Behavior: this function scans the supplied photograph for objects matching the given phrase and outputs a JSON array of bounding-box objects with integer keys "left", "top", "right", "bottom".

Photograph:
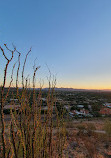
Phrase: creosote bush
[{"left": 0, "top": 44, "right": 67, "bottom": 158}]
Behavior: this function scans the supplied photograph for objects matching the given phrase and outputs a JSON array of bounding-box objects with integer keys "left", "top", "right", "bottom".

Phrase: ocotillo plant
[{"left": 0, "top": 44, "right": 67, "bottom": 158}]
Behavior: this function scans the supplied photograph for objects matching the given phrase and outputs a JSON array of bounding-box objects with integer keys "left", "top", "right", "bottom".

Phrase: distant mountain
[
  {"left": 3, "top": 87, "right": 111, "bottom": 92},
  {"left": 42, "top": 87, "right": 106, "bottom": 92}
]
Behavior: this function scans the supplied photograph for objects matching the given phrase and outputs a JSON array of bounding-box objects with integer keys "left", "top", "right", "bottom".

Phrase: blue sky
[{"left": 0, "top": 0, "right": 111, "bottom": 89}]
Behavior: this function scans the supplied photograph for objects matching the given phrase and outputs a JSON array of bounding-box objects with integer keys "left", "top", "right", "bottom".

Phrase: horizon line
[{"left": 2, "top": 86, "right": 111, "bottom": 91}]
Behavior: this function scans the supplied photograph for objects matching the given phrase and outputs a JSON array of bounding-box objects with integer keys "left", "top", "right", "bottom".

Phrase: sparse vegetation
[{"left": 0, "top": 44, "right": 66, "bottom": 158}]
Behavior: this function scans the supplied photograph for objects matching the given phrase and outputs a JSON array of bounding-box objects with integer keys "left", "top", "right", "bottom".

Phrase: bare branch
[
  {"left": 0, "top": 46, "right": 9, "bottom": 60},
  {"left": 22, "top": 47, "right": 32, "bottom": 88},
  {"left": 0, "top": 44, "right": 15, "bottom": 158},
  {"left": 4, "top": 61, "right": 17, "bottom": 103}
]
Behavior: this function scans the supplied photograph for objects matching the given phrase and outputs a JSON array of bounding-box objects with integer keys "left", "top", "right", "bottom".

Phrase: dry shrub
[
  {"left": 82, "top": 137, "right": 97, "bottom": 158},
  {"left": 104, "top": 119, "right": 111, "bottom": 138},
  {"left": 66, "top": 121, "right": 74, "bottom": 128},
  {"left": 76, "top": 123, "right": 98, "bottom": 157},
  {"left": 0, "top": 44, "right": 67, "bottom": 158},
  {"left": 76, "top": 124, "right": 86, "bottom": 131},
  {"left": 87, "top": 123, "right": 96, "bottom": 131}
]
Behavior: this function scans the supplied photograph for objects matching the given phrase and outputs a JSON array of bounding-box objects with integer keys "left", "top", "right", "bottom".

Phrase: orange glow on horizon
[
  {"left": 4, "top": 85, "right": 111, "bottom": 91},
  {"left": 3, "top": 79, "right": 111, "bottom": 91}
]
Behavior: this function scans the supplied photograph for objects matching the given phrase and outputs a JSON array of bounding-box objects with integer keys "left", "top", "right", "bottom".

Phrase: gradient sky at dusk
[{"left": 0, "top": 0, "right": 111, "bottom": 89}]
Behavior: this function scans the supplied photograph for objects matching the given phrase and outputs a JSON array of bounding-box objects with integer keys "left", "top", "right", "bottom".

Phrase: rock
[{"left": 70, "top": 141, "right": 78, "bottom": 149}]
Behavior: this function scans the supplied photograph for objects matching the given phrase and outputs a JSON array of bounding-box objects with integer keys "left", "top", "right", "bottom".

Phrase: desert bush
[
  {"left": 0, "top": 44, "right": 67, "bottom": 158},
  {"left": 77, "top": 124, "right": 97, "bottom": 157},
  {"left": 104, "top": 119, "right": 111, "bottom": 138},
  {"left": 87, "top": 123, "right": 96, "bottom": 131},
  {"left": 76, "top": 124, "right": 86, "bottom": 131},
  {"left": 76, "top": 124, "right": 87, "bottom": 136},
  {"left": 65, "top": 121, "right": 74, "bottom": 128},
  {"left": 77, "top": 123, "right": 96, "bottom": 138},
  {"left": 82, "top": 137, "right": 97, "bottom": 158},
  {"left": 85, "top": 123, "right": 96, "bottom": 137}
]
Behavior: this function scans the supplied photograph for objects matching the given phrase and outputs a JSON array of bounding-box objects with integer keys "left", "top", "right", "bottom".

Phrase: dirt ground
[
  {"left": 63, "top": 118, "right": 111, "bottom": 158},
  {"left": 0, "top": 115, "right": 111, "bottom": 158}
]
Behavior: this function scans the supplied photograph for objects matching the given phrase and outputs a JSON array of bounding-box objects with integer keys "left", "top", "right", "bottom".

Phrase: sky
[{"left": 0, "top": 0, "right": 111, "bottom": 89}]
